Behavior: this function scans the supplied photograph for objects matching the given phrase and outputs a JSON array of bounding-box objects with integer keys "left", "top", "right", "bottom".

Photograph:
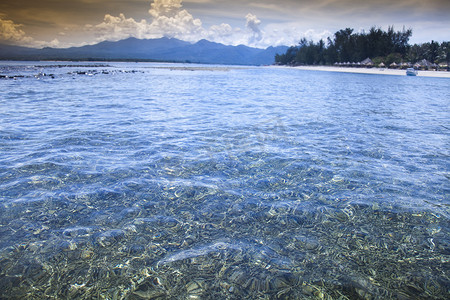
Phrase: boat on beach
[{"left": 406, "top": 68, "right": 418, "bottom": 76}]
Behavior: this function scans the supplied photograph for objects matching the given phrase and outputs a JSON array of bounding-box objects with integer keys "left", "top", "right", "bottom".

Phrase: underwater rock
[
  {"left": 95, "top": 229, "right": 125, "bottom": 247},
  {"left": 185, "top": 280, "right": 206, "bottom": 299},
  {"left": 63, "top": 226, "right": 94, "bottom": 238},
  {"left": 132, "top": 277, "right": 167, "bottom": 299}
]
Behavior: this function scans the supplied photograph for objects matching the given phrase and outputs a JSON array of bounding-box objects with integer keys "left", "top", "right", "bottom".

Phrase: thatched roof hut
[
  {"left": 416, "top": 59, "right": 438, "bottom": 70},
  {"left": 360, "top": 58, "right": 374, "bottom": 67},
  {"left": 419, "top": 59, "right": 432, "bottom": 67},
  {"left": 400, "top": 62, "right": 411, "bottom": 69},
  {"left": 389, "top": 62, "right": 399, "bottom": 69}
]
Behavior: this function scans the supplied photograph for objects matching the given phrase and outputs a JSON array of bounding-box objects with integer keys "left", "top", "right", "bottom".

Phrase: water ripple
[{"left": 0, "top": 62, "right": 449, "bottom": 299}]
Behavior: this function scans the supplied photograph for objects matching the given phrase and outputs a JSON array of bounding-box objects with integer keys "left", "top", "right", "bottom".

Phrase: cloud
[
  {"left": 302, "top": 29, "right": 332, "bottom": 42},
  {"left": 2, "top": 0, "right": 450, "bottom": 48},
  {"left": 85, "top": 13, "right": 151, "bottom": 41},
  {"left": 245, "top": 13, "right": 262, "bottom": 43},
  {"left": 0, "top": 16, "right": 60, "bottom": 48},
  {"left": 149, "top": 0, "right": 183, "bottom": 18},
  {"left": 86, "top": 0, "right": 205, "bottom": 43},
  {"left": 1, "top": 1, "right": 333, "bottom": 49},
  {"left": 0, "top": 17, "right": 33, "bottom": 44},
  {"left": 0, "top": 0, "right": 340, "bottom": 49},
  {"left": 147, "top": 0, "right": 204, "bottom": 40},
  {"left": 85, "top": 0, "right": 282, "bottom": 48},
  {"left": 244, "top": 22, "right": 333, "bottom": 48},
  {"left": 245, "top": 13, "right": 261, "bottom": 34}
]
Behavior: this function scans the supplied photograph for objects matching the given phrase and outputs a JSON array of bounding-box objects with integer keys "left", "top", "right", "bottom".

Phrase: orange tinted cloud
[{"left": 0, "top": 0, "right": 448, "bottom": 47}]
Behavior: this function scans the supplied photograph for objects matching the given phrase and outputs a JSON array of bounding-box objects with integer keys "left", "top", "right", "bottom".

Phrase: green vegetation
[{"left": 275, "top": 26, "right": 450, "bottom": 70}]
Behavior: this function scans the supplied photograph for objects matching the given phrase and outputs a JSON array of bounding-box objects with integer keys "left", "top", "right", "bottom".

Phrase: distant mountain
[
  {"left": 0, "top": 38, "right": 288, "bottom": 65},
  {"left": 0, "top": 44, "right": 42, "bottom": 59}
]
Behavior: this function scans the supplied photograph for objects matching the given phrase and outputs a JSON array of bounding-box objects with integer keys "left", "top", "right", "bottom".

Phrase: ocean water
[{"left": 0, "top": 62, "right": 449, "bottom": 299}]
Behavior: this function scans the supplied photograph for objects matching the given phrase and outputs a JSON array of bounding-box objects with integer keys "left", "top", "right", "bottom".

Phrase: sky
[{"left": 0, "top": 0, "right": 449, "bottom": 49}]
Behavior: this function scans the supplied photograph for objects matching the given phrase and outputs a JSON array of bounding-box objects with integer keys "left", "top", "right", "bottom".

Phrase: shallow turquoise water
[{"left": 0, "top": 62, "right": 449, "bottom": 299}]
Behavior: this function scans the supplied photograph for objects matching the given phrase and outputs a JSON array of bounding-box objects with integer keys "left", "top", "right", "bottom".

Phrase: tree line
[{"left": 275, "top": 26, "right": 450, "bottom": 69}]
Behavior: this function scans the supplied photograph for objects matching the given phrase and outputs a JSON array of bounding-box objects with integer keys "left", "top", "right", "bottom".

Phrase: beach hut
[
  {"left": 417, "top": 59, "right": 434, "bottom": 70},
  {"left": 389, "top": 62, "right": 399, "bottom": 69},
  {"left": 378, "top": 62, "right": 386, "bottom": 68},
  {"left": 400, "top": 62, "right": 411, "bottom": 69},
  {"left": 360, "top": 58, "right": 374, "bottom": 68}
]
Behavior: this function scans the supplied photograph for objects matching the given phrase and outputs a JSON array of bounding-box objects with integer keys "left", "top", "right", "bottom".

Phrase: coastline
[{"left": 274, "top": 65, "right": 450, "bottom": 78}]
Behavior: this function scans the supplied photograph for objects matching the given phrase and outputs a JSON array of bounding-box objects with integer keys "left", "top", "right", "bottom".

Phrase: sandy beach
[{"left": 276, "top": 65, "right": 450, "bottom": 78}]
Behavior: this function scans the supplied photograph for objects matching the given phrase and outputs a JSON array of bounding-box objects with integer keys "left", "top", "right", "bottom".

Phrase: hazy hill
[{"left": 0, "top": 38, "right": 288, "bottom": 65}]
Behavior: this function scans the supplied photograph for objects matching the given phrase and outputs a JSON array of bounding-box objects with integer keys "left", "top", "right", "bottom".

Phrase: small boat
[{"left": 406, "top": 68, "right": 418, "bottom": 76}]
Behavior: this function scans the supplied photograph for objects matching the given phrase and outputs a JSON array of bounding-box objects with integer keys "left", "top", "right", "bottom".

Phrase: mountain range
[{"left": 0, "top": 37, "right": 288, "bottom": 65}]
